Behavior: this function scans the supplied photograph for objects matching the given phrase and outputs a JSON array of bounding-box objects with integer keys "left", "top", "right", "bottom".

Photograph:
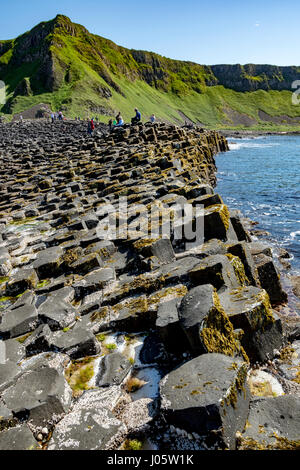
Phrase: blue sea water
[{"left": 216, "top": 135, "right": 300, "bottom": 274}]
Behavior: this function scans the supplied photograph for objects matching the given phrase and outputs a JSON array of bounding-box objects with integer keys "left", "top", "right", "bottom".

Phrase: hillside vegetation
[{"left": 1, "top": 14, "right": 300, "bottom": 129}]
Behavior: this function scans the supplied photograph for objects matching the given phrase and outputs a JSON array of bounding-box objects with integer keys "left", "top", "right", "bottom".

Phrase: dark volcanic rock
[
  {"left": 178, "top": 285, "right": 241, "bottom": 357},
  {"left": 38, "top": 297, "right": 77, "bottom": 331},
  {"left": 0, "top": 402, "right": 16, "bottom": 432},
  {"left": 188, "top": 254, "right": 241, "bottom": 290},
  {"left": 0, "top": 424, "right": 39, "bottom": 450},
  {"left": 0, "top": 360, "right": 21, "bottom": 393},
  {"left": 6, "top": 268, "right": 38, "bottom": 296},
  {"left": 229, "top": 210, "right": 251, "bottom": 242},
  {"left": 227, "top": 242, "right": 259, "bottom": 286},
  {"left": 0, "top": 304, "right": 39, "bottom": 338},
  {"left": 2, "top": 362, "right": 72, "bottom": 432},
  {"left": 33, "top": 247, "right": 63, "bottom": 280},
  {"left": 218, "top": 286, "right": 283, "bottom": 362},
  {"left": 156, "top": 298, "right": 188, "bottom": 352},
  {"left": 96, "top": 352, "right": 132, "bottom": 387},
  {"left": 239, "top": 396, "right": 300, "bottom": 449},
  {"left": 51, "top": 325, "right": 100, "bottom": 359},
  {"left": 48, "top": 406, "right": 126, "bottom": 450},
  {"left": 160, "top": 353, "right": 250, "bottom": 449},
  {"left": 243, "top": 313, "right": 283, "bottom": 363},
  {"left": 23, "top": 324, "right": 54, "bottom": 356},
  {"left": 253, "top": 254, "right": 287, "bottom": 305},
  {"left": 0, "top": 119, "right": 294, "bottom": 452}
]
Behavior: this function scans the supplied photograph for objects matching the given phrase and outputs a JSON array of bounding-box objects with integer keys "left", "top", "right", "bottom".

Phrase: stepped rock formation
[{"left": 0, "top": 121, "right": 299, "bottom": 450}]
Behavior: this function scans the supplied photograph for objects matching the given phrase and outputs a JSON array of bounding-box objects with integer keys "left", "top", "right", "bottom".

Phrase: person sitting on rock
[
  {"left": 114, "top": 113, "right": 124, "bottom": 127},
  {"left": 149, "top": 114, "right": 156, "bottom": 123},
  {"left": 131, "top": 108, "right": 141, "bottom": 125}
]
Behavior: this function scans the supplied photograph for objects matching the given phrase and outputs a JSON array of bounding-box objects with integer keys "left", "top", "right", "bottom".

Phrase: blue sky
[{"left": 0, "top": 0, "right": 299, "bottom": 65}]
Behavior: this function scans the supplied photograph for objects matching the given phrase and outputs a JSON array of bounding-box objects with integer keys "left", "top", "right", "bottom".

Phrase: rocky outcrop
[
  {"left": 211, "top": 64, "right": 300, "bottom": 92},
  {"left": 0, "top": 120, "right": 295, "bottom": 451}
]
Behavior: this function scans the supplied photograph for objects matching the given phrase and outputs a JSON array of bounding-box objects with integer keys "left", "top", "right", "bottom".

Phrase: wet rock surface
[{"left": 0, "top": 120, "right": 296, "bottom": 450}]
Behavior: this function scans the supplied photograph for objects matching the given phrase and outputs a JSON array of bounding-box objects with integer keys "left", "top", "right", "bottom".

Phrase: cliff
[
  {"left": 1, "top": 15, "right": 300, "bottom": 129},
  {"left": 211, "top": 64, "right": 300, "bottom": 92}
]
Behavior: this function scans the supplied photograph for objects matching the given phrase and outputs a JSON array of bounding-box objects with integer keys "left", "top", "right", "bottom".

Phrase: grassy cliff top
[{"left": 1, "top": 14, "right": 300, "bottom": 130}]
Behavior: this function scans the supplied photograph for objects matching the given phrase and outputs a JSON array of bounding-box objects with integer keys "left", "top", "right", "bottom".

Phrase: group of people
[
  {"left": 107, "top": 108, "right": 156, "bottom": 131},
  {"left": 51, "top": 111, "right": 64, "bottom": 123},
  {"left": 49, "top": 107, "right": 157, "bottom": 136}
]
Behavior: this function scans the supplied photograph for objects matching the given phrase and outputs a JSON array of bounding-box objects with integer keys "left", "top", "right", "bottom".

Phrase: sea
[{"left": 216, "top": 135, "right": 300, "bottom": 279}]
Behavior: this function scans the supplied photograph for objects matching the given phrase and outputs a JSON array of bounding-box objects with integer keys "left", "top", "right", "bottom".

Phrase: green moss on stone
[{"left": 200, "top": 291, "right": 249, "bottom": 362}]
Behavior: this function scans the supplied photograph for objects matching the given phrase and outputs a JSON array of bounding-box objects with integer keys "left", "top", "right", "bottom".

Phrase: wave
[
  {"left": 290, "top": 230, "right": 300, "bottom": 239},
  {"left": 228, "top": 141, "right": 281, "bottom": 151}
]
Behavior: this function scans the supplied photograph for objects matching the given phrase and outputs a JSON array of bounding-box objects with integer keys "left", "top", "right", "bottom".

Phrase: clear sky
[{"left": 0, "top": 0, "right": 299, "bottom": 66}]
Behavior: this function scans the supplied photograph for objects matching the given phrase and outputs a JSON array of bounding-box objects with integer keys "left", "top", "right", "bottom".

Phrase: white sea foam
[
  {"left": 290, "top": 230, "right": 300, "bottom": 239},
  {"left": 228, "top": 140, "right": 280, "bottom": 151}
]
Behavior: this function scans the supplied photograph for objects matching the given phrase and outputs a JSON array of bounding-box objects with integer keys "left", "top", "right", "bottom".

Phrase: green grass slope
[{"left": 1, "top": 14, "right": 300, "bottom": 130}]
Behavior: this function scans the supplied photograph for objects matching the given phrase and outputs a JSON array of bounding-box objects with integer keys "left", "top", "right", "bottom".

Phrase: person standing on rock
[
  {"left": 87, "top": 118, "right": 95, "bottom": 136},
  {"left": 150, "top": 114, "right": 156, "bottom": 123},
  {"left": 131, "top": 108, "right": 141, "bottom": 125},
  {"left": 51, "top": 113, "right": 55, "bottom": 124}
]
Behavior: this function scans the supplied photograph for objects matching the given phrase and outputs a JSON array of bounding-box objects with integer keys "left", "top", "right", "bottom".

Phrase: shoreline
[
  {"left": 219, "top": 129, "right": 300, "bottom": 138},
  {"left": 240, "top": 215, "right": 300, "bottom": 316},
  {"left": 0, "top": 121, "right": 299, "bottom": 450},
  {"left": 214, "top": 135, "right": 300, "bottom": 316}
]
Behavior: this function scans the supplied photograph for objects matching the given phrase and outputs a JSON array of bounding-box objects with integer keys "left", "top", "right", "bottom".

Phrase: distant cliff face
[
  {"left": 1, "top": 15, "right": 300, "bottom": 128},
  {"left": 211, "top": 64, "right": 300, "bottom": 92}
]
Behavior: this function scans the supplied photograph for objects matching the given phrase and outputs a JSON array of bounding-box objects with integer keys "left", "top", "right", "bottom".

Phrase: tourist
[
  {"left": 131, "top": 108, "right": 141, "bottom": 125},
  {"left": 115, "top": 112, "right": 124, "bottom": 127},
  {"left": 150, "top": 114, "right": 156, "bottom": 123},
  {"left": 87, "top": 118, "right": 95, "bottom": 136},
  {"left": 115, "top": 116, "right": 124, "bottom": 127},
  {"left": 51, "top": 113, "right": 55, "bottom": 124}
]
